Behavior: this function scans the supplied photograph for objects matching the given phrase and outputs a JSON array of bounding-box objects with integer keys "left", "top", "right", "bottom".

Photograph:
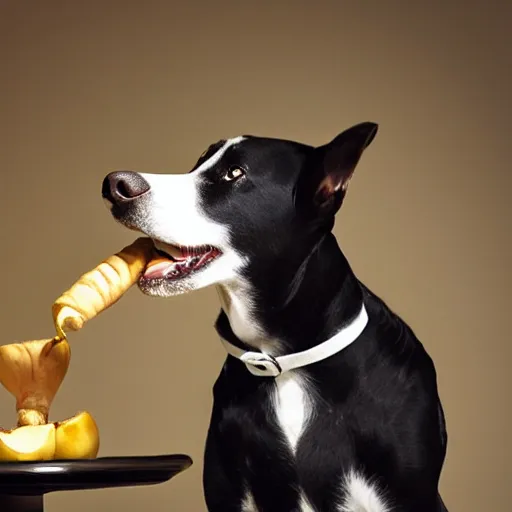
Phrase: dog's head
[{"left": 102, "top": 122, "right": 377, "bottom": 298}]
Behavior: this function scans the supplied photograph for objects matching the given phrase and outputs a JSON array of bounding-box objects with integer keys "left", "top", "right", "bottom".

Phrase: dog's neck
[{"left": 215, "top": 233, "right": 363, "bottom": 356}]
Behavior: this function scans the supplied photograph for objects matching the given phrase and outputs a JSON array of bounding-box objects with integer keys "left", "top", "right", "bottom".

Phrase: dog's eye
[{"left": 223, "top": 167, "right": 245, "bottom": 182}]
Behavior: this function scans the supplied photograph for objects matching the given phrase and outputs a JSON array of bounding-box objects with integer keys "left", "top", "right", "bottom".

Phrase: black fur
[{"left": 102, "top": 123, "right": 449, "bottom": 512}]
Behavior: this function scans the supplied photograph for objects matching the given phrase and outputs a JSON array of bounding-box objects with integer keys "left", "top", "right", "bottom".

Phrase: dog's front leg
[{"left": 203, "top": 426, "right": 245, "bottom": 512}]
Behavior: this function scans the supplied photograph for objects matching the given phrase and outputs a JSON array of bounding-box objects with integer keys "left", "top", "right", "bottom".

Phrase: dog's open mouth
[{"left": 142, "top": 240, "right": 222, "bottom": 281}]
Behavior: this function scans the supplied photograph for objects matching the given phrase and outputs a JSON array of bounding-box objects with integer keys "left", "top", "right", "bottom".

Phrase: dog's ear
[{"left": 296, "top": 122, "right": 378, "bottom": 218}]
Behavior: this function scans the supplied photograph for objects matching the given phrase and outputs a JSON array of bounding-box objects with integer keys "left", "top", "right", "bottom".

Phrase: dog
[{"left": 101, "top": 122, "right": 449, "bottom": 512}]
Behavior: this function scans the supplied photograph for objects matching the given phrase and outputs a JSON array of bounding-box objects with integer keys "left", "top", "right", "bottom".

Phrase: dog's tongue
[{"left": 143, "top": 258, "right": 175, "bottom": 279}]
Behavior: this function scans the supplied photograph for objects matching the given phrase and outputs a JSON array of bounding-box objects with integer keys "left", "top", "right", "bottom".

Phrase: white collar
[{"left": 219, "top": 303, "right": 369, "bottom": 377}]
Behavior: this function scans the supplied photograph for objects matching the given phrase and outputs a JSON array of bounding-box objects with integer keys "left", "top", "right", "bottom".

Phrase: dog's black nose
[{"left": 102, "top": 171, "right": 151, "bottom": 204}]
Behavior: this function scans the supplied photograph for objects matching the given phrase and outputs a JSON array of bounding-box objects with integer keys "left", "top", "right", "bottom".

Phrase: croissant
[{"left": 52, "top": 237, "right": 154, "bottom": 339}]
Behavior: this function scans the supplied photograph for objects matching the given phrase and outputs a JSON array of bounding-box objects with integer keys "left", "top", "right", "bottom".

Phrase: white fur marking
[
  {"left": 298, "top": 493, "right": 316, "bottom": 512},
  {"left": 217, "top": 280, "right": 266, "bottom": 346},
  {"left": 241, "top": 489, "right": 258, "bottom": 512},
  {"left": 238, "top": 374, "right": 314, "bottom": 512},
  {"left": 138, "top": 173, "right": 223, "bottom": 248},
  {"left": 338, "top": 470, "right": 389, "bottom": 512},
  {"left": 273, "top": 372, "right": 311, "bottom": 453}
]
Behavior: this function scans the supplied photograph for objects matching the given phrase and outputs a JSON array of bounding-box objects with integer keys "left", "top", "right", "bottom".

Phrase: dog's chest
[
  {"left": 271, "top": 372, "right": 311, "bottom": 453},
  {"left": 241, "top": 373, "right": 315, "bottom": 512}
]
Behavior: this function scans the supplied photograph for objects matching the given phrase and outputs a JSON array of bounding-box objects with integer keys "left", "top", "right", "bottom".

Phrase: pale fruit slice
[
  {"left": 54, "top": 411, "right": 100, "bottom": 459},
  {"left": 0, "top": 412, "right": 100, "bottom": 461},
  {"left": 0, "top": 423, "right": 56, "bottom": 461},
  {"left": 0, "top": 338, "right": 71, "bottom": 426}
]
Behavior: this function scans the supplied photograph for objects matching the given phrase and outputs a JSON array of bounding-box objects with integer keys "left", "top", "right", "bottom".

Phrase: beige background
[{"left": 1, "top": 1, "right": 510, "bottom": 511}]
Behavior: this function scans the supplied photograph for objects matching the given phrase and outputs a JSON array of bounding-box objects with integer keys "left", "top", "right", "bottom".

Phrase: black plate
[{"left": 0, "top": 454, "right": 193, "bottom": 496}]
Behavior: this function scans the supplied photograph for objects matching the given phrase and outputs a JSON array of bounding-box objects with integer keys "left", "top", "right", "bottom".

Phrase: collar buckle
[{"left": 240, "top": 351, "right": 283, "bottom": 377}]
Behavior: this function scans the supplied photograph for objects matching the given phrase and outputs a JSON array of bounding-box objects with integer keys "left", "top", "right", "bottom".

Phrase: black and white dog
[{"left": 102, "top": 122, "right": 449, "bottom": 512}]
